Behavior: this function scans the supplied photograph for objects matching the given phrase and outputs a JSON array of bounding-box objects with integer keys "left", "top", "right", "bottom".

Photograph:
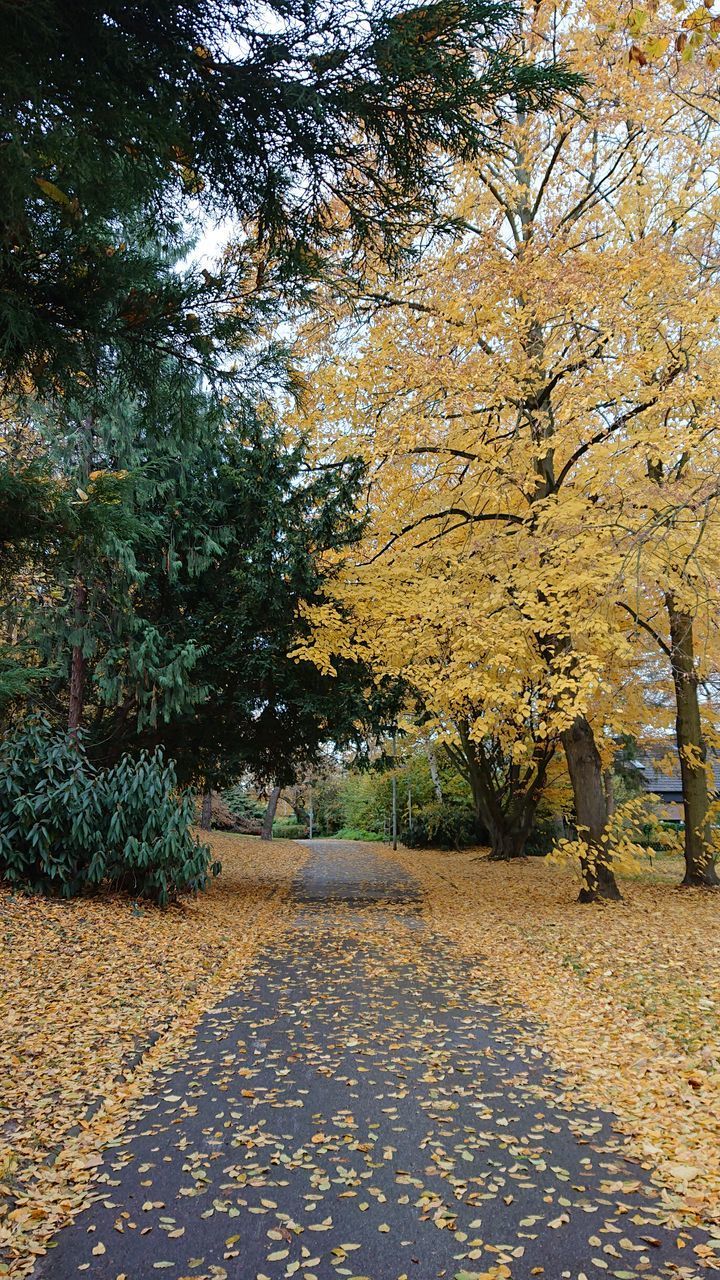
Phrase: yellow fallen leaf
[{"left": 667, "top": 1164, "right": 700, "bottom": 1182}]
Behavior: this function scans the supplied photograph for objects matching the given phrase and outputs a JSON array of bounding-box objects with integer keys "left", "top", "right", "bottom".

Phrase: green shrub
[
  {"left": 272, "top": 818, "right": 307, "bottom": 839},
  {"left": 0, "top": 718, "right": 214, "bottom": 904},
  {"left": 400, "top": 800, "right": 487, "bottom": 850},
  {"left": 0, "top": 718, "right": 105, "bottom": 895},
  {"left": 99, "top": 749, "right": 216, "bottom": 904},
  {"left": 333, "top": 826, "right": 383, "bottom": 841}
]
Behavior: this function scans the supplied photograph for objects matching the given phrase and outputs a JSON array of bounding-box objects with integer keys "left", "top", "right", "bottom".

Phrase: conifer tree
[
  {"left": 8, "top": 378, "right": 392, "bottom": 790},
  {"left": 0, "top": 0, "right": 577, "bottom": 392}
]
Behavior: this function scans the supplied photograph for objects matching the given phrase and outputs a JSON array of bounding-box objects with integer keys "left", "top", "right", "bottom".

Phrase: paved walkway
[{"left": 39, "top": 842, "right": 713, "bottom": 1280}]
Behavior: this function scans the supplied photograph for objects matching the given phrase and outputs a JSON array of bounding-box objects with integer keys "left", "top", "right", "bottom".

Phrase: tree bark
[
  {"left": 427, "top": 749, "right": 443, "bottom": 802},
  {"left": 666, "top": 595, "right": 719, "bottom": 887},
  {"left": 456, "top": 722, "right": 550, "bottom": 860},
  {"left": 68, "top": 579, "right": 87, "bottom": 739},
  {"left": 261, "top": 785, "right": 282, "bottom": 841},
  {"left": 561, "top": 715, "right": 621, "bottom": 901},
  {"left": 488, "top": 819, "right": 535, "bottom": 860},
  {"left": 483, "top": 781, "right": 542, "bottom": 859},
  {"left": 603, "top": 769, "right": 615, "bottom": 818},
  {"left": 199, "top": 790, "right": 213, "bottom": 831},
  {"left": 291, "top": 792, "right": 309, "bottom": 826}
]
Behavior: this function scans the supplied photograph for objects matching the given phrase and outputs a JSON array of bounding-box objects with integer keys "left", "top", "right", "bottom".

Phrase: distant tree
[{"left": 444, "top": 719, "right": 555, "bottom": 860}]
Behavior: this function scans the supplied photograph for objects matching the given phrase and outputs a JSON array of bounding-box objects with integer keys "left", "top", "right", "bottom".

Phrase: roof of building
[{"left": 637, "top": 744, "right": 720, "bottom": 796}]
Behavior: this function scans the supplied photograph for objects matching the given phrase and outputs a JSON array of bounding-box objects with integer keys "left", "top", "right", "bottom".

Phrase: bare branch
[{"left": 531, "top": 129, "right": 571, "bottom": 222}]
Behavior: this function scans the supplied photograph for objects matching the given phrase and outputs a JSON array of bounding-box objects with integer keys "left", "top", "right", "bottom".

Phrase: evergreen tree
[
  {"left": 0, "top": 0, "right": 577, "bottom": 391},
  {"left": 164, "top": 431, "right": 399, "bottom": 791},
  {"left": 11, "top": 379, "right": 392, "bottom": 786},
  {"left": 20, "top": 373, "right": 223, "bottom": 740}
]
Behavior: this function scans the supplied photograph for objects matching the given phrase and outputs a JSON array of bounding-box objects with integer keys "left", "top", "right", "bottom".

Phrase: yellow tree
[
  {"left": 293, "top": 0, "right": 720, "bottom": 897},
  {"left": 605, "top": 417, "right": 720, "bottom": 885}
]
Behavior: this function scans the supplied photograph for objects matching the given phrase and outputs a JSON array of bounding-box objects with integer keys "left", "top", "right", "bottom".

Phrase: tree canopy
[
  {"left": 290, "top": 0, "right": 720, "bottom": 894},
  {"left": 0, "top": 0, "right": 577, "bottom": 393}
]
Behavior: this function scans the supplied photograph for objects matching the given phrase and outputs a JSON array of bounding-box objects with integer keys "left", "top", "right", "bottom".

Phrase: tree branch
[
  {"left": 617, "top": 601, "right": 672, "bottom": 659},
  {"left": 531, "top": 129, "right": 570, "bottom": 221},
  {"left": 360, "top": 506, "right": 523, "bottom": 565}
]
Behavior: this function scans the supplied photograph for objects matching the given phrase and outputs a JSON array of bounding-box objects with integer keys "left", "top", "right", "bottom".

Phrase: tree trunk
[
  {"left": 486, "top": 788, "right": 547, "bottom": 859},
  {"left": 199, "top": 790, "right": 213, "bottom": 831},
  {"left": 291, "top": 795, "right": 309, "bottom": 826},
  {"left": 68, "top": 417, "right": 95, "bottom": 739},
  {"left": 561, "top": 715, "right": 621, "bottom": 901},
  {"left": 666, "top": 596, "right": 719, "bottom": 887},
  {"left": 68, "top": 579, "right": 87, "bottom": 739},
  {"left": 488, "top": 821, "right": 533, "bottom": 860},
  {"left": 261, "top": 785, "right": 282, "bottom": 841},
  {"left": 427, "top": 749, "right": 443, "bottom": 802},
  {"left": 603, "top": 769, "right": 615, "bottom": 818},
  {"left": 456, "top": 723, "right": 550, "bottom": 860}
]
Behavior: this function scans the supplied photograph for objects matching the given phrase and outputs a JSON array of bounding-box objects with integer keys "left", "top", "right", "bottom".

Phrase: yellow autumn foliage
[
  {"left": 0, "top": 835, "right": 306, "bottom": 1276},
  {"left": 291, "top": 0, "right": 720, "bottom": 876}
]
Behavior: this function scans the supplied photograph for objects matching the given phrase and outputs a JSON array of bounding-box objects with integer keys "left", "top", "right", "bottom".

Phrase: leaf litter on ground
[
  {"left": 0, "top": 834, "right": 306, "bottom": 1276},
  {"left": 390, "top": 845, "right": 720, "bottom": 1231}
]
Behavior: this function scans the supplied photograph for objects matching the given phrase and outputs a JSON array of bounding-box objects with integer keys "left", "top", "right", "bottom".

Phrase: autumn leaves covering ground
[
  {"left": 1, "top": 838, "right": 719, "bottom": 1280},
  {"left": 0, "top": 836, "right": 306, "bottom": 1275},
  {"left": 394, "top": 850, "right": 720, "bottom": 1228}
]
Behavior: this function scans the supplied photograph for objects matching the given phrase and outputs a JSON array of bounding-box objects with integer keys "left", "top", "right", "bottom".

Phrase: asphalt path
[{"left": 38, "top": 841, "right": 715, "bottom": 1280}]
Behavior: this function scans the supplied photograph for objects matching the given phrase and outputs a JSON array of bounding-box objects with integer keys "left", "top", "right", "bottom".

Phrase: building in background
[{"left": 637, "top": 744, "right": 720, "bottom": 823}]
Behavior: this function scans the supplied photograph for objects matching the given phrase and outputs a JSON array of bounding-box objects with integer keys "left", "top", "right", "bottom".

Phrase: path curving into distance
[{"left": 38, "top": 840, "right": 716, "bottom": 1280}]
